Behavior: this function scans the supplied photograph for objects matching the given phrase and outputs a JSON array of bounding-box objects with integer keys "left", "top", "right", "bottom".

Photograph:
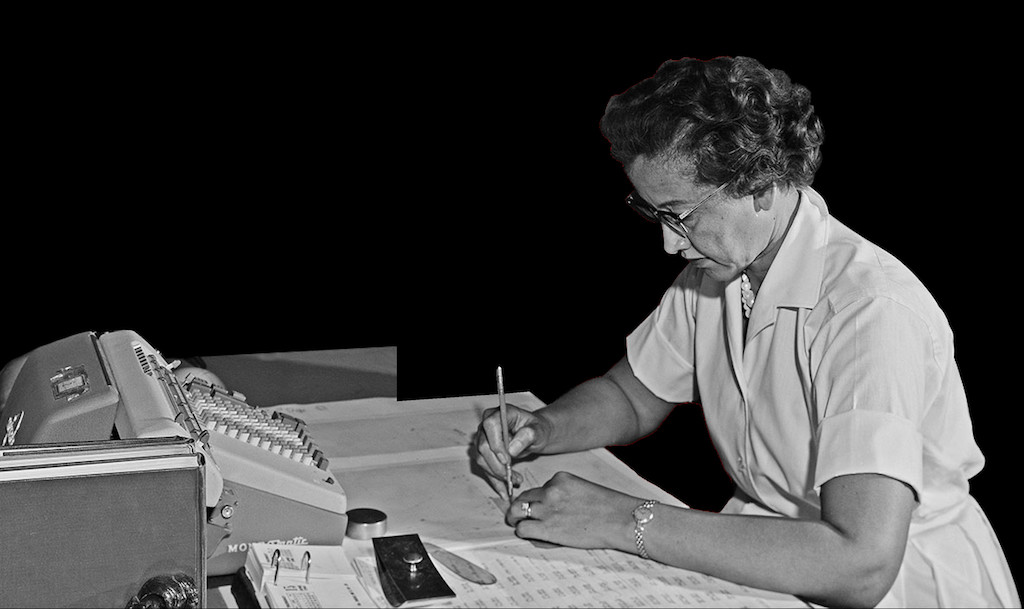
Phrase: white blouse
[{"left": 626, "top": 188, "right": 1019, "bottom": 607}]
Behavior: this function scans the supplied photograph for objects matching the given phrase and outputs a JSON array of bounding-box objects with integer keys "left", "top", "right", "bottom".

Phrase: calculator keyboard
[
  {"left": 185, "top": 378, "right": 329, "bottom": 471},
  {"left": 177, "top": 374, "right": 347, "bottom": 578}
]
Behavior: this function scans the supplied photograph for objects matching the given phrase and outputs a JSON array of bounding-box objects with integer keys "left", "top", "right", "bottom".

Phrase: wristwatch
[{"left": 632, "top": 499, "right": 657, "bottom": 559}]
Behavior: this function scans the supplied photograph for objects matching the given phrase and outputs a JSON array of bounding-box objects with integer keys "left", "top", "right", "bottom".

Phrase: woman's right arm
[{"left": 473, "top": 355, "right": 678, "bottom": 484}]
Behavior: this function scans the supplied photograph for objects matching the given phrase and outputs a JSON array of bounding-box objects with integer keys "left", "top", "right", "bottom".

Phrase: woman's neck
[{"left": 745, "top": 188, "right": 800, "bottom": 294}]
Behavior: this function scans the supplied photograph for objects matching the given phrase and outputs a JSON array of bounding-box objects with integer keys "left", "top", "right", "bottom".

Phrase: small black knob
[{"left": 403, "top": 552, "right": 424, "bottom": 573}]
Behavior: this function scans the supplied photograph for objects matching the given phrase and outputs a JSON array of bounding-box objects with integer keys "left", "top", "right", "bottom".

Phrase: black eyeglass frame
[{"left": 625, "top": 181, "right": 732, "bottom": 238}]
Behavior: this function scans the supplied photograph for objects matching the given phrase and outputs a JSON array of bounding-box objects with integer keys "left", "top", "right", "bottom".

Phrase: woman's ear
[{"left": 753, "top": 183, "right": 777, "bottom": 213}]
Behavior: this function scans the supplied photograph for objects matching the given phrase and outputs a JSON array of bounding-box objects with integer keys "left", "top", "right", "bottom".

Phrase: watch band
[{"left": 633, "top": 499, "right": 657, "bottom": 559}]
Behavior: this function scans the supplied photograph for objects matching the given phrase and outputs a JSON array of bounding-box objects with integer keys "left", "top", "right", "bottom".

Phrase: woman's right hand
[{"left": 472, "top": 403, "right": 550, "bottom": 495}]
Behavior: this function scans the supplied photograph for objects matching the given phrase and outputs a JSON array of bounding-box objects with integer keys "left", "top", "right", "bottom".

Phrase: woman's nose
[{"left": 662, "top": 224, "right": 689, "bottom": 255}]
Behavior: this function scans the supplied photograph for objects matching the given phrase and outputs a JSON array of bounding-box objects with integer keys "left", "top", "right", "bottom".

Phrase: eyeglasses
[{"left": 626, "top": 181, "right": 731, "bottom": 238}]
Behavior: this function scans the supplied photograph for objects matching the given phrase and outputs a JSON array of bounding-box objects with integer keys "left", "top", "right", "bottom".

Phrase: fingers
[
  {"left": 508, "top": 490, "right": 558, "bottom": 546},
  {"left": 506, "top": 488, "right": 545, "bottom": 526},
  {"left": 485, "top": 405, "right": 536, "bottom": 458},
  {"left": 473, "top": 405, "right": 536, "bottom": 480},
  {"left": 505, "top": 473, "right": 575, "bottom": 525},
  {"left": 473, "top": 410, "right": 511, "bottom": 485},
  {"left": 507, "top": 427, "right": 533, "bottom": 461}
]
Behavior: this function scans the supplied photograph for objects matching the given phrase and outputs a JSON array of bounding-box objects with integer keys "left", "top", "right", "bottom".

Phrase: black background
[{"left": 5, "top": 20, "right": 1018, "bottom": 586}]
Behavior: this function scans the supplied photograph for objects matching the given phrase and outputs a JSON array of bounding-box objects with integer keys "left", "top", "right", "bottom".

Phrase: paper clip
[
  {"left": 260, "top": 548, "right": 282, "bottom": 592},
  {"left": 271, "top": 548, "right": 282, "bottom": 584},
  {"left": 301, "top": 550, "right": 312, "bottom": 583}
]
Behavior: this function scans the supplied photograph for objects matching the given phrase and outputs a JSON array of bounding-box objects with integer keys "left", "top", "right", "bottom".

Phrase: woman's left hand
[{"left": 507, "top": 471, "right": 640, "bottom": 552}]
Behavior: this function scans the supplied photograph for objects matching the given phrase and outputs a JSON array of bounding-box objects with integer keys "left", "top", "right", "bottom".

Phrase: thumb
[{"left": 507, "top": 425, "right": 537, "bottom": 458}]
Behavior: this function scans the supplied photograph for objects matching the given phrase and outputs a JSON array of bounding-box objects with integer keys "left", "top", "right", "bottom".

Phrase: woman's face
[{"left": 627, "top": 155, "right": 767, "bottom": 284}]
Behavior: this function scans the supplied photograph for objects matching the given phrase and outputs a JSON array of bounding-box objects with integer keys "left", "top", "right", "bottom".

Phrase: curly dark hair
[{"left": 599, "top": 56, "right": 824, "bottom": 197}]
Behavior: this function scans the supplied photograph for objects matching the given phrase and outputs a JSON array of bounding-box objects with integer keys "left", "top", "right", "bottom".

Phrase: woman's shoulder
[{"left": 818, "top": 216, "right": 952, "bottom": 340}]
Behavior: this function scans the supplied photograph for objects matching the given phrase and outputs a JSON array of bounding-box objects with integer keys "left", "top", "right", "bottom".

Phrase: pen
[{"left": 497, "top": 366, "right": 514, "bottom": 499}]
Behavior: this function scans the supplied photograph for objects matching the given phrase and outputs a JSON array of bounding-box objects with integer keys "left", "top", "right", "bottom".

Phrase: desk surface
[{"left": 203, "top": 349, "right": 805, "bottom": 608}]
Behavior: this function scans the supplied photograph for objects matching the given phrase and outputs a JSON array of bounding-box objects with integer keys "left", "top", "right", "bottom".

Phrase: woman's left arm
[{"left": 511, "top": 471, "right": 915, "bottom": 608}]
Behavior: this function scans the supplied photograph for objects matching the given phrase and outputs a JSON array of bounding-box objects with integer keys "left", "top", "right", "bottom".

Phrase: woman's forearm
[
  {"left": 644, "top": 507, "right": 892, "bottom": 607},
  {"left": 534, "top": 375, "right": 642, "bottom": 454},
  {"left": 534, "top": 357, "right": 678, "bottom": 455},
  {"left": 637, "top": 473, "right": 915, "bottom": 608}
]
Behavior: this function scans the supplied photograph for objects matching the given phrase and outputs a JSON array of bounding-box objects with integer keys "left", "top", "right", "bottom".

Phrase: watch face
[{"left": 633, "top": 506, "right": 654, "bottom": 524}]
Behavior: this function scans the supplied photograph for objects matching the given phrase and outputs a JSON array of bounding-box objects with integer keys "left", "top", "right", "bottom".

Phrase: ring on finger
[{"left": 521, "top": 501, "right": 532, "bottom": 518}]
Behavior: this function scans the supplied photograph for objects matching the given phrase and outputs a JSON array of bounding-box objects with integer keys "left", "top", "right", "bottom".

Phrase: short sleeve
[
  {"left": 625, "top": 269, "right": 700, "bottom": 403},
  {"left": 811, "top": 295, "right": 934, "bottom": 496}
]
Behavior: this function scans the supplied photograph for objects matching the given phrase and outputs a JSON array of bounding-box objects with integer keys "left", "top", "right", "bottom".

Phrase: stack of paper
[{"left": 242, "top": 543, "right": 375, "bottom": 608}]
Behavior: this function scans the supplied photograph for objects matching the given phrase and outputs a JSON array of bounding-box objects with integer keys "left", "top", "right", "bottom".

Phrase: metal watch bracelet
[{"left": 633, "top": 499, "right": 657, "bottom": 559}]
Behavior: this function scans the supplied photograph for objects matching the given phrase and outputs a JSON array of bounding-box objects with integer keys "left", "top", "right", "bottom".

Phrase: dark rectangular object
[
  {"left": 0, "top": 438, "right": 206, "bottom": 608},
  {"left": 373, "top": 534, "right": 455, "bottom": 607}
]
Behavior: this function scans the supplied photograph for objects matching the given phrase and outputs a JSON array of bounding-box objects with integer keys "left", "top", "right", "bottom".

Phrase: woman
[{"left": 473, "top": 56, "right": 1018, "bottom": 607}]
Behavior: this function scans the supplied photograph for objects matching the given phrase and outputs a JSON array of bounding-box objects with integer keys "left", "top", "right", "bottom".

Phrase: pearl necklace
[{"left": 740, "top": 272, "right": 755, "bottom": 319}]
